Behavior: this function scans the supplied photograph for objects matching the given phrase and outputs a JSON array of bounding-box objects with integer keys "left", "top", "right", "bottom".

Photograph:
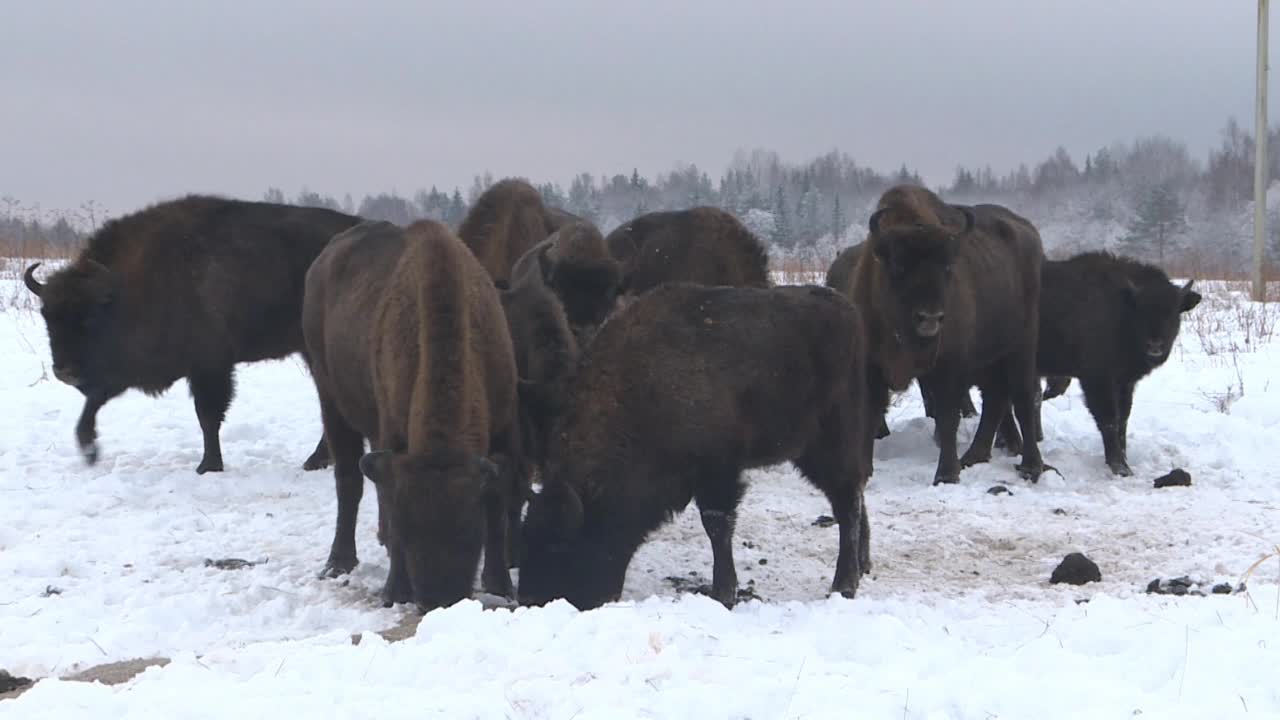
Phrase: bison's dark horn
[
  {"left": 472, "top": 455, "right": 500, "bottom": 486},
  {"left": 358, "top": 449, "right": 395, "bottom": 484},
  {"left": 957, "top": 207, "right": 976, "bottom": 235},
  {"left": 23, "top": 263, "right": 44, "bottom": 296},
  {"left": 868, "top": 208, "right": 888, "bottom": 237},
  {"left": 1181, "top": 278, "right": 1195, "bottom": 293}
]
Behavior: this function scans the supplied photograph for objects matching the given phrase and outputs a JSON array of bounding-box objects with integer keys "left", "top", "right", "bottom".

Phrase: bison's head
[
  {"left": 359, "top": 449, "right": 500, "bottom": 612},
  {"left": 542, "top": 225, "right": 623, "bottom": 336},
  {"left": 518, "top": 480, "right": 625, "bottom": 610},
  {"left": 867, "top": 208, "right": 974, "bottom": 344},
  {"left": 24, "top": 260, "right": 119, "bottom": 392},
  {"left": 1125, "top": 277, "right": 1201, "bottom": 366}
]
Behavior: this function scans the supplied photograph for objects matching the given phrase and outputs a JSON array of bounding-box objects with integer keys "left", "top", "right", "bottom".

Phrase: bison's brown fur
[
  {"left": 457, "top": 178, "right": 579, "bottom": 287},
  {"left": 510, "top": 220, "right": 621, "bottom": 346},
  {"left": 604, "top": 207, "right": 770, "bottom": 295},
  {"left": 22, "top": 195, "right": 362, "bottom": 474},
  {"left": 518, "top": 283, "right": 873, "bottom": 610},
  {"left": 850, "top": 185, "right": 1047, "bottom": 485},
  {"left": 302, "top": 219, "right": 521, "bottom": 609}
]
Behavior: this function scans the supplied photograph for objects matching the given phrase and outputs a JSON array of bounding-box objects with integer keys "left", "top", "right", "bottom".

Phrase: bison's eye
[{"left": 943, "top": 263, "right": 954, "bottom": 277}]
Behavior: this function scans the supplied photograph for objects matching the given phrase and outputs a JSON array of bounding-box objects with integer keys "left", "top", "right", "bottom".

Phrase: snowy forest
[{"left": 6, "top": 116, "right": 1280, "bottom": 277}]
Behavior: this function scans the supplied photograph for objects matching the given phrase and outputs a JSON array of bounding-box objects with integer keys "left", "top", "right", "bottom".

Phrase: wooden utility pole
[{"left": 1254, "top": 0, "right": 1270, "bottom": 302}]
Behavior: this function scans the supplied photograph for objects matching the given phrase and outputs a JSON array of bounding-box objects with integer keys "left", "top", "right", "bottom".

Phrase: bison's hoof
[
  {"left": 195, "top": 458, "right": 224, "bottom": 474},
  {"left": 959, "top": 449, "right": 991, "bottom": 468},
  {"left": 1107, "top": 460, "right": 1133, "bottom": 477},
  {"left": 79, "top": 441, "right": 99, "bottom": 466},
  {"left": 319, "top": 556, "right": 357, "bottom": 579},
  {"left": 302, "top": 455, "right": 331, "bottom": 472},
  {"left": 1016, "top": 463, "right": 1046, "bottom": 482},
  {"left": 832, "top": 581, "right": 860, "bottom": 599},
  {"left": 480, "top": 574, "right": 514, "bottom": 600},
  {"left": 932, "top": 473, "right": 960, "bottom": 486}
]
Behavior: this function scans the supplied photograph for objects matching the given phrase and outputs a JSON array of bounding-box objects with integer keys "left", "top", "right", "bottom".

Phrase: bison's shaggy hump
[
  {"left": 303, "top": 218, "right": 521, "bottom": 610},
  {"left": 604, "top": 207, "right": 771, "bottom": 295},
  {"left": 518, "top": 283, "right": 872, "bottom": 611},
  {"left": 851, "top": 184, "right": 1046, "bottom": 485},
  {"left": 22, "top": 193, "right": 362, "bottom": 474},
  {"left": 458, "top": 178, "right": 578, "bottom": 287}
]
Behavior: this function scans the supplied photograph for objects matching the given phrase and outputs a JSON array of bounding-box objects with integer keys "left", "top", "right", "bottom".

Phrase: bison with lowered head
[
  {"left": 990, "top": 251, "right": 1202, "bottom": 475},
  {"left": 23, "top": 195, "right": 362, "bottom": 474},
  {"left": 458, "top": 178, "right": 580, "bottom": 288},
  {"left": 509, "top": 220, "right": 622, "bottom": 346},
  {"left": 604, "top": 207, "right": 771, "bottom": 295},
  {"left": 849, "top": 184, "right": 1047, "bottom": 485},
  {"left": 518, "top": 283, "right": 873, "bottom": 610},
  {"left": 303, "top": 219, "right": 521, "bottom": 609}
]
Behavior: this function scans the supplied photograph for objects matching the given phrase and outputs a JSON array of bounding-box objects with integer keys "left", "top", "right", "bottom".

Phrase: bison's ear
[
  {"left": 868, "top": 208, "right": 888, "bottom": 237},
  {"left": 870, "top": 230, "right": 892, "bottom": 264},
  {"left": 1179, "top": 280, "right": 1202, "bottom": 313},
  {"left": 955, "top": 207, "right": 976, "bottom": 236},
  {"left": 23, "top": 263, "right": 44, "bottom": 297},
  {"left": 359, "top": 450, "right": 396, "bottom": 485}
]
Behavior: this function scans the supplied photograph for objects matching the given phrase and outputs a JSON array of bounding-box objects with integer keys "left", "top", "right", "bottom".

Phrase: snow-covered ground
[{"left": 1, "top": 269, "right": 1279, "bottom": 718}]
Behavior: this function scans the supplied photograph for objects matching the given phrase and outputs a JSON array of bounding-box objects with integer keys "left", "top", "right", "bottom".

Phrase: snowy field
[{"left": 2, "top": 266, "right": 1279, "bottom": 718}]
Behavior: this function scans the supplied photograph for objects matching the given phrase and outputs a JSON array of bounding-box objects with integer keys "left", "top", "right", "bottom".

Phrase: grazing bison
[
  {"left": 509, "top": 220, "right": 622, "bottom": 345},
  {"left": 518, "top": 283, "right": 873, "bottom": 610},
  {"left": 458, "top": 178, "right": 580, "bottom": 288},
  {"left": 302, "top": 219, "right": 521, "bottom": 608},
  {"left": 22, "top": 195, "right": 362, "bottom": 474},
  {"left": 604, "top": 207, "right": 770, "bottom": 295},
  {"left": 826, "top": 241, "right": 977, "bottom": 440},
  {"left": 989, "top": 252, "right": 1201, "bottom": 475},
  {"left": 850, "top": 185, "right": 1047, "bottom": 485}
]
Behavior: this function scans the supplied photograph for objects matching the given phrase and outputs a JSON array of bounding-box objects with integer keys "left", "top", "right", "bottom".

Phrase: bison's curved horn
[
  {"left": 868, "top": 208, "right": 888, "bottom": 237},
  {"left": 1181, "top": 278, "right": 1195, "bottom": 293},
  {"left": 358, "top": 449, "right": 395, "bottom": 484},
  {"left": 23, "top": 263, "right": 44, "bottom": 296},
  {"left": 956, "top": 207, "right": 976, "bottom": 235}
]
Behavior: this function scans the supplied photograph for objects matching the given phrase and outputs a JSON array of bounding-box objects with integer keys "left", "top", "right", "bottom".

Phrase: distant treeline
[{"left": 6, "top": 116, "right": 1280, "bottom": 276}]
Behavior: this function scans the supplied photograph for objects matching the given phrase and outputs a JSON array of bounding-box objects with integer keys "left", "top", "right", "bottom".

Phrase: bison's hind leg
[
  {"left": 188, "top": 368, "right": 235, "bottom": 474},
  {"left": 795, "top": 410, "right": 870, "bottom": 598},
  {"left": 318, "top": 398, "right": 366, "bottom": 578},
  {"left": 302, "top": 435, "right": 331, "bottom": 471},
  {"left": 692, "top": 464, "right": 747, "bottom": 608}
]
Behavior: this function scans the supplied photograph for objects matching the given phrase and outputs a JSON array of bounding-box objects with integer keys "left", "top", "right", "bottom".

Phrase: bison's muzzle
[{"left": 913, "top": 309, "right": 945, "bottom": 339}]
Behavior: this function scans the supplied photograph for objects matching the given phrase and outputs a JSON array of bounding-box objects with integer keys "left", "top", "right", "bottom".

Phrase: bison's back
[
  {"left": 458, "top": 179, "right": 556, "bottom": 286},
  {"left": 607, "top": 208, "right": 770, "bottom": 294},
  {"left": 303, "top": 220, "right": 407, "bottom": 437},
  {"left": 95, "top": 196, "right": 362, "bottom": 366},
  {"left": 373, "top": 221, "right": 517, "bottom": 456},
  {"left": 825, "top": 242, "right": 864, "bottom": 296},
  {"left": 556, "top": 284, "right": 860, "bottom": 473}
]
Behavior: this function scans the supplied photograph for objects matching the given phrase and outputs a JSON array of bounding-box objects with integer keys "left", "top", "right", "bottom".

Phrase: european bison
[
  {"left": 826, "top": 241, "right": 977, "bottom": 440},
  {"left": 990, "top": 252, "right": 1201, "bottom": 475},
  {"left": 604, "top": 207, "right": 771, "bottom": 295},
  {"left": 509, "top": 220, "right": 622, "bottom": 345},
  {"left": 302, "top": 219, "right": 521, "bottom": 608},
  {"left": 22, "top": 195, "right": 362, "bottom": 474},
  {"left": 458, "top": 178, "right": 580, "bottom": 288},
  {"left": 850, "top": 185, "right": 1047, "bottom": 485},
  {"left": 518, "top": 283, "right": 873, "bottom": 610}
]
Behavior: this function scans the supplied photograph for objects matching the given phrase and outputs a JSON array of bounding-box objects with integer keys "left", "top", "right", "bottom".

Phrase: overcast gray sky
[{"left": 2, "top": 0, "right": 1273, "bottom": 214}]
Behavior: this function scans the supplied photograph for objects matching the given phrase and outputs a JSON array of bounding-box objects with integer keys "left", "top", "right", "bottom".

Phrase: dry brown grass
[
  {"left": 770, "top": 254, "right": 833, "bottom": 286},
  {"left": 1, "top": 235, "right": 79, "bottom": 312}
]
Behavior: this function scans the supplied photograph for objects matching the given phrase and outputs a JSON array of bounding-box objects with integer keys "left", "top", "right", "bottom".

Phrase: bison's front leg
[
  {"left": 1079, "top": 375, "right": 1130, "bottom": 476},
  {"left": 1011, "top": 357, "right": 1049, "bottom": 482},
  {"left": 1117, "top": 380, "right": 1136, "bottom": 456},
  {"left": 74, "top": 391, "right": 113, "bottom": 465},
  {"left": 960, "top": 381, "right": 1009, "bottom": 468},
  {"left": 381, "top": 544, "right": 411, "bottom": 607},
  {"left": 479, "top": 478, "right": 514, "bottom": 599},
  {"left": 319, "top": 403, "right": 365, "bottom": 578},
  {"left": 928, "top": 376, "right": 964, "bottom": 485},
  {"left": 188, "top": 369, "right": 234, "bottom": 474},
  {"left": 829, "top": 483, "right": 866, "bottom": 598}
]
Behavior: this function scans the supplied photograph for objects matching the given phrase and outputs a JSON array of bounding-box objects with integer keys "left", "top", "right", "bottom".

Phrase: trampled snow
[{"left": 1, "top": 271, "right": 1278, "bottom": 718}]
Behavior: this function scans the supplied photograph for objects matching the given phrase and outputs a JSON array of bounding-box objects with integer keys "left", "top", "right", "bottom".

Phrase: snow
[{"left": 2, "top": 269, "right": 1279, "bottom": 718}]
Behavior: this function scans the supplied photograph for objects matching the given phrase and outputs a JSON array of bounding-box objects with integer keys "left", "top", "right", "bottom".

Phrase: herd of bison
[{"left": 18, "top": 178, "right": 1203, "bottom": 612}]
